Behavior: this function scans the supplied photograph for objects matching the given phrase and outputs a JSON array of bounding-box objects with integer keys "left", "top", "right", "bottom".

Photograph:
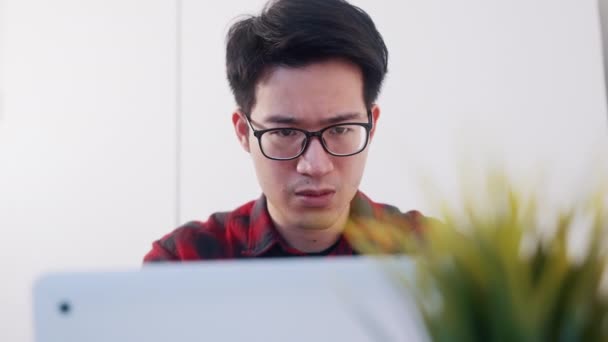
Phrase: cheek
[
  {"left": 335, "top": 153, "right": 368, "bottom": 186},
  {"left": 251, "top": 153, "right": 293, "bottom": 191}
]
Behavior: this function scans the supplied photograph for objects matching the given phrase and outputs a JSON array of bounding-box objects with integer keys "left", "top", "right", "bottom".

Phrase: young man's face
[{"left": 233, "top": 59, "right": 380, "bottom": 231}]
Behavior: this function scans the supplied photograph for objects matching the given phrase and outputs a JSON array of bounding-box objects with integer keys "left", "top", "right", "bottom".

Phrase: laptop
[{"left": 32, "top": 257, "right": 427, "bottom": 342}]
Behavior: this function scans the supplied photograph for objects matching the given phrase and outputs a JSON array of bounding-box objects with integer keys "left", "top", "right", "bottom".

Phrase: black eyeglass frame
[{"left": 245, "top": 109, "right": 374, "bottom": 161}]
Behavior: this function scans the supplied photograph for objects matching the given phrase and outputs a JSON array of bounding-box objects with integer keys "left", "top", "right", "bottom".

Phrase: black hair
[{"left": 225, "top": 0, "right": 388, "bottom": 115}]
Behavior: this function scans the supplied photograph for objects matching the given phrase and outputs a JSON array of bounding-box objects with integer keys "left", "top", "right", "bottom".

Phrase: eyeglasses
[{"left": 245, "top": 110, "right": 373, "bottom": 161}]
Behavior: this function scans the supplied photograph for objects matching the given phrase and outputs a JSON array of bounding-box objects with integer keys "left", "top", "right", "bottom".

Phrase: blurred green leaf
[{"left": 347, "top": 167, "right": 608, "bottom": 341}]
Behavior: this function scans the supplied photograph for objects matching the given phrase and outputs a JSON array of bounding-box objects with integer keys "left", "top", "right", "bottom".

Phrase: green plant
[{"left": 346, "top": 170, "right": 608, "bottom": 341}]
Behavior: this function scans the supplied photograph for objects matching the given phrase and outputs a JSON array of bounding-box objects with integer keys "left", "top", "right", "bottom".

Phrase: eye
[
  {"left": 269, "top": 128, "right": 298, "bottom": 137},
  {"left": 328, "top": 126, "right": 352, "bottom": 135}
]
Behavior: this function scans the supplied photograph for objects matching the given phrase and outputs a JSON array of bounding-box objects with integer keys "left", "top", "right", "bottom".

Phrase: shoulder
[
  {"left": 353, "top": 191, "right": 423, "bottom": 217},
  {"left": 143, "top": 200, "right": 256, "bottom": 262},
  {"left": 346, "top": 192, "right": 441, "bottom": 254},
  {"left": 352, "top": 191, "right": 440, "bottom": 234}
]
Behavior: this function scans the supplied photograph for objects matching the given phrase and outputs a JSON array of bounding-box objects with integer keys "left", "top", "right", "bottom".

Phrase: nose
[{"left": 296, "top": 137, "right": 334, "bottom": 177}]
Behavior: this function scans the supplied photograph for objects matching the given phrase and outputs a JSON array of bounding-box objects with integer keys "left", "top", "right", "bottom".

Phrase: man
[{"left": 144, "top": 0, "right": 430, "bottom": 262}]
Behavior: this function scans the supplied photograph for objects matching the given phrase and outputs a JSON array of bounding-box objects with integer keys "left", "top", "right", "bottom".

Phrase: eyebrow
[{"left": 263, "top": 112, "right": 366, "bottom": 126}]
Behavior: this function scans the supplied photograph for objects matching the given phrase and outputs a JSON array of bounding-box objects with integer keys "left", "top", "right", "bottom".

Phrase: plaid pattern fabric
[{"left": 143, "top": 191, "right": 426, "bottom": 262}]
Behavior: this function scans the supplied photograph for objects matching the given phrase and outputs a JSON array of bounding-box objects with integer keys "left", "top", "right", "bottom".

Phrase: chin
[{"left": 289, "top": 208, "right": 343, "bottom": 230}]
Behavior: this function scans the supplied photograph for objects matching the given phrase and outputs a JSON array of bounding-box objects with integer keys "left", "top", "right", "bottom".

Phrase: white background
[{"left": 1, "top": 0, "right": 608, "bottom": 341}]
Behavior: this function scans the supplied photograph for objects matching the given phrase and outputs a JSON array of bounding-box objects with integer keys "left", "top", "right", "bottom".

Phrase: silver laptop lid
[{"left": 32, "top": 257, "right": 426, "bottom": 342}]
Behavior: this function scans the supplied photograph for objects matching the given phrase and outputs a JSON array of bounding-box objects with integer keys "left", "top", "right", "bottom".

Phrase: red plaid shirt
[{"left": 143, "top": 191, "right": 426, "bottom": 262}]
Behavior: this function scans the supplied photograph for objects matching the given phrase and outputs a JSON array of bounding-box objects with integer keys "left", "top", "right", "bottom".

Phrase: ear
[
  {"left": 368, "top": 104, "right": 381, "bottom": 141},
  {"left": 232, "top": 110, "right": 251, "bottom": 153}
]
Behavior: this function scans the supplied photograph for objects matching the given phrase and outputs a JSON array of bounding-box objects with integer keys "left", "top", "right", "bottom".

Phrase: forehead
[{"left": 251, "top": 59, "right": 367, "bottom": 125}]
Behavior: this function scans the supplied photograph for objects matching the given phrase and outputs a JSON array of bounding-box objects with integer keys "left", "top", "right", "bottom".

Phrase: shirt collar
[{"left": 243, "top": 191, "right": 380, "bottom": 256}]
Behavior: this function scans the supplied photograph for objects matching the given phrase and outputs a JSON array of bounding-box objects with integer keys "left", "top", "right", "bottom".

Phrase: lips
[
  {"left": 294, "top": 188, "right": 336, "bottom": 208},
  {"left": 295, "top": 189, "right": 335, "bottom": 196}
]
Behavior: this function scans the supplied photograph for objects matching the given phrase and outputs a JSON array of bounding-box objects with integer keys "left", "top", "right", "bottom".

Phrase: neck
[{"left": 269, "top": 206, "right": 350, "bottom": 254}]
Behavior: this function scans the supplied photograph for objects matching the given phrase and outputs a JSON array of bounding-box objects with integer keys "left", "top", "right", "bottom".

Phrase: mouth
[
  {"left": 295, "top": 189, "right": 335, "bottom": 197},
  {"left": 294, "top": 188, "right": 336, "bottom": 208}
]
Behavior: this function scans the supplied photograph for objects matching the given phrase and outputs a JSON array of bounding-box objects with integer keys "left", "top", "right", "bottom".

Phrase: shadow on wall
[{"left": 598, "top": 0, "right": 608, "bottom": 119}]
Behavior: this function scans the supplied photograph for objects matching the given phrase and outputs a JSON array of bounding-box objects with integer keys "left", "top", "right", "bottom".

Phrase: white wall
[
  {"left": 179, "top": 0, "right": 267, "bottom": 223},
  {"left": 0, "top": 1, "right": 177, "bottom": 341},
  {"left": 1, "top": 1, "right": 607, "bottom": 341},
  {"left": 0, "top": 0, "right": 4, "bottom": 122}
]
